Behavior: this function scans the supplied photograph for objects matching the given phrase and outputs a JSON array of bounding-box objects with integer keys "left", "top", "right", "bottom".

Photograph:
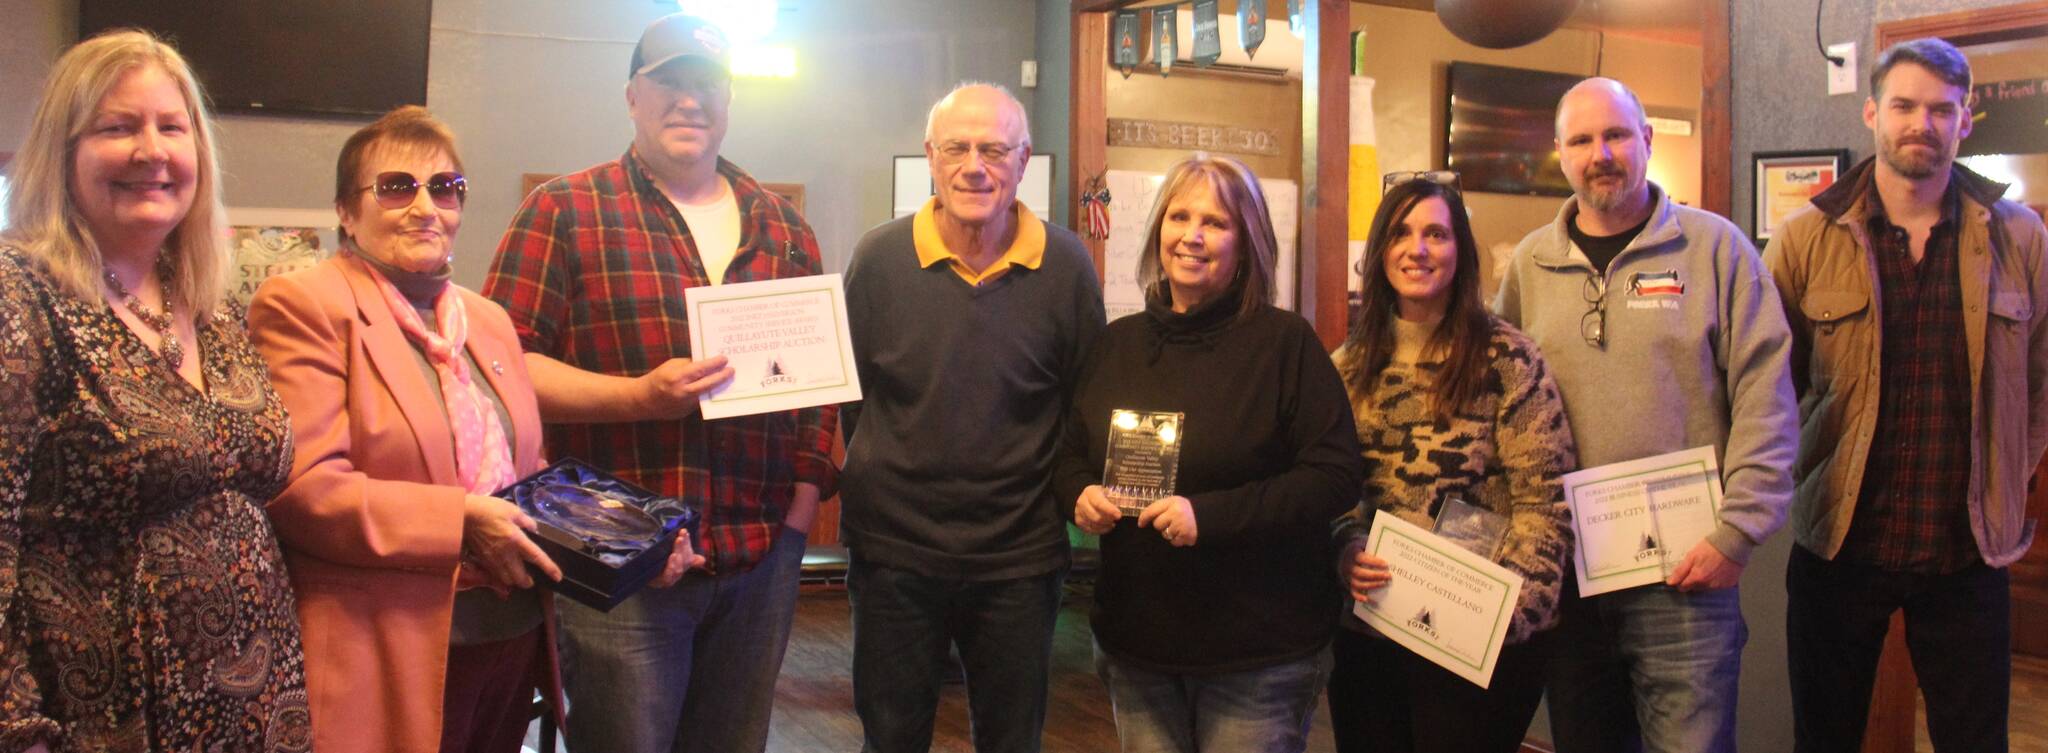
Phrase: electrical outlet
[
  {"left": 1021, "top": 60, "right": 1038, "bottom": 89},
  {"left": 1827, "top": 42, "right": 1857, "bottom": 95}
]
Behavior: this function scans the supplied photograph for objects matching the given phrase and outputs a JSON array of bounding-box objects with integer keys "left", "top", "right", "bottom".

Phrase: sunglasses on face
[{"left": 355, "top": 171, "right": 467, "bottom": 210}]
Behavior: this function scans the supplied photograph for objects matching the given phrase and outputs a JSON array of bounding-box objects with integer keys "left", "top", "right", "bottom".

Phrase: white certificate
[
  {"left": 684, "top": 274, "right": 862, "bottom": 420},
  {"left": 1353, "top": 514, "right": 1524, "bottom": 689},
  {"left": 1561, "top": 446, "right": 1724, "bottom": 597}
]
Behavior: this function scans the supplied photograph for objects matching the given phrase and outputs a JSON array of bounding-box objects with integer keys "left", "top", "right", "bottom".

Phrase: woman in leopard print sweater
[{"left": 1323, "top": 176, "right": 1577, "bottom": 753}]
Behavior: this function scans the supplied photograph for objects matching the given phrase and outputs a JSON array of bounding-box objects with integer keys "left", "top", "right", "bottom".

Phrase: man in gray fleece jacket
[{"left": 1492, "top": 78, "right": 1797, "bottom": 753}]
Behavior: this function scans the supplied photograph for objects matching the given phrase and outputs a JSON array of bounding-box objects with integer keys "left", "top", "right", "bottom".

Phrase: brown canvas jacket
[{"left": 1763, "top": 157, "right": 2048, "bottom": 568}]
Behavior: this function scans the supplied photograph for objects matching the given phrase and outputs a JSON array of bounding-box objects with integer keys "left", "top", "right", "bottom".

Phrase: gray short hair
[{"left": 924, "top": 82, "right": 1032, "bottom": 149}]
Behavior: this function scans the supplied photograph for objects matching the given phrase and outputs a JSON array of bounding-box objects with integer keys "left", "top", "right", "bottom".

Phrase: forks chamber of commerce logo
[
  {"left": 1633, "top": 530, "right": 1664, "bottom": 562},
  {"left": 1406, "top": 607, "right": 1439, "bottom": 639},
  {"left": 760, "top": 355, "right": 796, "bottom": 387}
]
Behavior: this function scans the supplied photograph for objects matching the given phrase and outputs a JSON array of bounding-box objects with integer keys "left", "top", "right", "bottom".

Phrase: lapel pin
[{"left": 491, "top": 360, "right": 505, "bottom": 376}]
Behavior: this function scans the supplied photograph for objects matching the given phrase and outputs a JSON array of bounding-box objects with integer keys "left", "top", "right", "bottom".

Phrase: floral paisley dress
[{"left": 0, "top": 248, "right": 311, "bottom": 752}]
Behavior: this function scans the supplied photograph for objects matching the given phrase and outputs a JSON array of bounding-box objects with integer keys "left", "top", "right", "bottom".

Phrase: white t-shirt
[{"left": 670, "top": 178, "right": 742, "bottom": 285}]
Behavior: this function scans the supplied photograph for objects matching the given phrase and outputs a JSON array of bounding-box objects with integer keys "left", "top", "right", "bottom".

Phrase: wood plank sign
[{"left": 1108, "top": 117, "right": 1285, "bottom": 157}]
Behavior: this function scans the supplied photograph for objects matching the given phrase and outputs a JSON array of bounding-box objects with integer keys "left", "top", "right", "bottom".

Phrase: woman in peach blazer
[{"left": 250, "top": 107, "right": 566, "bottom": 753}]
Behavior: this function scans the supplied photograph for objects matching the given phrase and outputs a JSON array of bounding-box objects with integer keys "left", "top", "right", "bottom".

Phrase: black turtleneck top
[{"left": 1052, "top": 290, "right": 1364, "bottom": 674}]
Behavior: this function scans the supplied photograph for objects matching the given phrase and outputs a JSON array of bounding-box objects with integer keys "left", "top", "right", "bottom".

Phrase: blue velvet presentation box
[{"left": 496, "top": 458, "right": 699, "bottom": 612}]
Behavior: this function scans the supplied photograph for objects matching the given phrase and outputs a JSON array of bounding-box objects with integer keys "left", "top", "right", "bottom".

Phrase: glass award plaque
[
  {"left": 1102, "top": 410, "right": 1183, "bottom": 517},
  {"left": 1434, "top": 496, "right": 1510, "bottom": 560}
]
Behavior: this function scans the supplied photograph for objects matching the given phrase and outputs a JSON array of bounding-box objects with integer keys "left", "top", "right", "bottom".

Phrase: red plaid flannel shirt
[
  {"left": 483, "top": 149, "right": 838, "bottom": 574},
  {"left": 1839, "top": 190, "right": 1976, "bottom": 573}
]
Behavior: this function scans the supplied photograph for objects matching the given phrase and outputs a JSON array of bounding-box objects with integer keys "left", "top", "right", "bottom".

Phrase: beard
[
  {"left": 1576, "top": 163, "right": 1642, "bottom": 212},
  {"left": 1878, "top": 132, "right": 1952, "bottom": 179}
]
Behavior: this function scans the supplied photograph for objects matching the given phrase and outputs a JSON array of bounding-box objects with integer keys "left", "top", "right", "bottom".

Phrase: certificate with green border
[
  {"left": 685, "top": 273, "right": 862, "bottom": 420},
  {"left": 1353, "top": 514, "right": 1523, "bottom": 689},
  {"left": 1561, "top": 446, "right": 1723, "bottom": 597}
]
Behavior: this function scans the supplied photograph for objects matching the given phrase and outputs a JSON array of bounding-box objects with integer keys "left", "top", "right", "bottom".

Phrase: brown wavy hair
[{"left": 1339, "top": 178, "right": 1495, "bottom": 422}]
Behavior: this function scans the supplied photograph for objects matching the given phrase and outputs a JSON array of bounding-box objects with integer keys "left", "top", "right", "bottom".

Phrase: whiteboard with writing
[{"left": 1101, "top": 170, "right": 1299, "bottom": 321}]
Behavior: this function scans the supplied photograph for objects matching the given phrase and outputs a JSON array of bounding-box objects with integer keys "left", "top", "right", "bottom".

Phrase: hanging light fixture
[
  {"left": 1435, "top": 0, "right": 1580, "bottom": 49},
  {"left": 674, "top": 0, "right": 795, "bottom": 79}
]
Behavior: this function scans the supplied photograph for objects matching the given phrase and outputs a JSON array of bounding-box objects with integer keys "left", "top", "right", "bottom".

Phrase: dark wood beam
[
  {"left": 1071, "top": 9, "right": 1111, "bottom": 275},
  {"left": 1303, "top": 0, "right": 1351, "bottom": 348},
  {"left": 1073, "top": 0, "right": 1152, "bottom": 14},
  {"left": 1876, "top": 0, "right": 2048, "bottom": 47},
  {"left": 1700, "top": 0, "right": 1731, "bottom": 219}
]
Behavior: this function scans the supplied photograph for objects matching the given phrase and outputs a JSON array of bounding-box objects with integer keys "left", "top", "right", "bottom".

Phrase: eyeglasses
[
  {"left": 1580, "top": 273, "right": 1606, "bottom": 348},
  {"left": 934, "top": 140, "right": 1021, "bottom": 167},
  {"left": 355, "top": 171, "right": 467, "bottom": 210},
  {"left": 1383, "top": 170, "right": 1460, "bottom": 195}
]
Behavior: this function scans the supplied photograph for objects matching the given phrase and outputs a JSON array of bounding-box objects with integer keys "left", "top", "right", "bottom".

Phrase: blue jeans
[
  {"left": 1544, "top": 579, "right": 1746, "bottom": 753},
  {"left": 1094, "top": 641, "right": 1331, "bottom": 753},
  {"left": 847, "top": 558, "right": 1065, "bottom": 753},
  {"left": 1786, "top": 545, "right": 2010, "bottom": 753},
  {"left": 555, "top": 526, "right": 807, "bottom": 753}
]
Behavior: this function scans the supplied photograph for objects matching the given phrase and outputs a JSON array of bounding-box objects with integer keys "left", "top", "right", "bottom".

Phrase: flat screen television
[
  {"left": 1444, "top": 62, "right": 1584, "bottom": 197},
  {"left": 80, "top": 0, "right": 432, "bottom": 118}
]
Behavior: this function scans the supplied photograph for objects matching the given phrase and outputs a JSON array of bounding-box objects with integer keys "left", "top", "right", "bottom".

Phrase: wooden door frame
[{"left": 1070, "top": 0, "right": 1351, "bottom": 347}]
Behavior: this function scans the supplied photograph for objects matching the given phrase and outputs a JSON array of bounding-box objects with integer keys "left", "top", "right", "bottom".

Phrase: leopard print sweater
[{"left": 1333, "top": 318, "right": 1577, "bottom": 643}]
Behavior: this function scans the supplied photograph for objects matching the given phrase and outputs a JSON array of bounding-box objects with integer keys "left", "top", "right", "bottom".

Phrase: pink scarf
[{"left": 358, "top": 258, "right": 517, "bottom": 494}]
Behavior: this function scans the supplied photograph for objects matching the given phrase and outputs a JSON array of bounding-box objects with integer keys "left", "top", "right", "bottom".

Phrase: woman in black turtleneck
[
  {"left": 248, "top": 107, "right": 610, "bottom": 753},
  {"left": 1052, "top": 154, "right": 1364, "bottom": 753}
]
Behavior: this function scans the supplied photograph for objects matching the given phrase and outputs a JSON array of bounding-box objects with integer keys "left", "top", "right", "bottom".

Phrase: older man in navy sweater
[{"left": 838, "top": 83, "right": 1105, "bottom": 753}]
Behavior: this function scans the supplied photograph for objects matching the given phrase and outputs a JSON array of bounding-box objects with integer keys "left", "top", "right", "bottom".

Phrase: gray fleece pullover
[{"left": 1492, "top": 184, "right": 1798, "bottom": 564}]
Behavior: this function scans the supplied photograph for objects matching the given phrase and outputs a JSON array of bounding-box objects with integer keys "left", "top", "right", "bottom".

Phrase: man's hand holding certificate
[
  {"left": 1560, "top": 446, "right": 1725, "bottom": 597},
  {"left": 684, "top": 274, "right": 862, "bottom": 420},
  {"left": 1352, "top": 513, "right": 1524, "bottom": 689}
]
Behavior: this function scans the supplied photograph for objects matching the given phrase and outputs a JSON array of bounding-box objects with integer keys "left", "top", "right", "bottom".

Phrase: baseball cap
[{"left": 630, "top": 13, "right": 731, "bottom": 78}]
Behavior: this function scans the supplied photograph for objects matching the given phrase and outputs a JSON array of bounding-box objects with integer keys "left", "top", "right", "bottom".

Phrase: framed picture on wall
[
  {"left": 892, "top": 154, "right": 1055, "bottom": 219},
  {"left": 225, "top": 208, "right": 339, "bottom": 306},
  {"left": 1752, "top": 149, "right": 1850, "bottom": 243}
]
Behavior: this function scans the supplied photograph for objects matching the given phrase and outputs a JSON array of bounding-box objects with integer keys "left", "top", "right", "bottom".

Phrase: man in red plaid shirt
[{"left": 482, "top": 13, "right": 836, "bottom": 753}]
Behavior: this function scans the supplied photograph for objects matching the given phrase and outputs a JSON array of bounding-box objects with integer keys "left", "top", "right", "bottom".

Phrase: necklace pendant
[{"left": 160, "top": 334, "right": 183, "bottom": 370}]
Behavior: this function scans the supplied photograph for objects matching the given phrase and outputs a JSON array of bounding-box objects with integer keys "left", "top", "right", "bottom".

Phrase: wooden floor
[
  {"left": 767, "top": 585, "right": 1340, "bottom": 753},
  {"left": 529, "top": 588, "right": 2048, "bottom": 753},
  {"left": 1913, "top": 653, "right": 2048, "bottom": 752}
]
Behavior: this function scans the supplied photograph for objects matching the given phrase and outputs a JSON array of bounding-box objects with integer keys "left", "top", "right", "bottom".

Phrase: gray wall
[
  {"left": 1731, "top": 0, "right": 2017, "bottom": 237},
  {"left": 1, "top": 0, "right": 1044, "bottom": 286},
  {"left": 1034, "top": 0, "right": 1072, "bottom": 227}
]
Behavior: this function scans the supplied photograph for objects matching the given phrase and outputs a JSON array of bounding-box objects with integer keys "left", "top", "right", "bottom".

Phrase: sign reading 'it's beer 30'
[{"left": 1108, "top": 117, "right": 1284, "bottom": 157}]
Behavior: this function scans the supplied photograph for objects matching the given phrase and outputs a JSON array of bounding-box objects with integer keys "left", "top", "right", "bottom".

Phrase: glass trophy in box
[
  {"left": 497, "top": 458, "right": 699, "bottom": 611},
  {"left": 1102, "top": 410, "right": 1183, "bottom": 517},
  {"left": 1433, "top": 496, "right": 1510, "bottom": 560}
]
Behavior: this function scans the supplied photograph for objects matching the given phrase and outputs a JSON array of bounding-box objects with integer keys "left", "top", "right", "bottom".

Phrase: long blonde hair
[
  {"left": 1, "top": 28, "right": 229, "bottom": 314},
  {"left": 1134, "top": 154, "right": 1278, "bottom": 321}
]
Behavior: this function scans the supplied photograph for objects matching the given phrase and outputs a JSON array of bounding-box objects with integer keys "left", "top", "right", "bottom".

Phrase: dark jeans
[
  {"left": 1786, "top": 544, "right": 2010, "bottom": 753},
  {"left": 848, "top": 557, "right": 1066, "bottom": 753},
  {"left": 1326, "top": 627, "right": 1551, "bottom": 753}
]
